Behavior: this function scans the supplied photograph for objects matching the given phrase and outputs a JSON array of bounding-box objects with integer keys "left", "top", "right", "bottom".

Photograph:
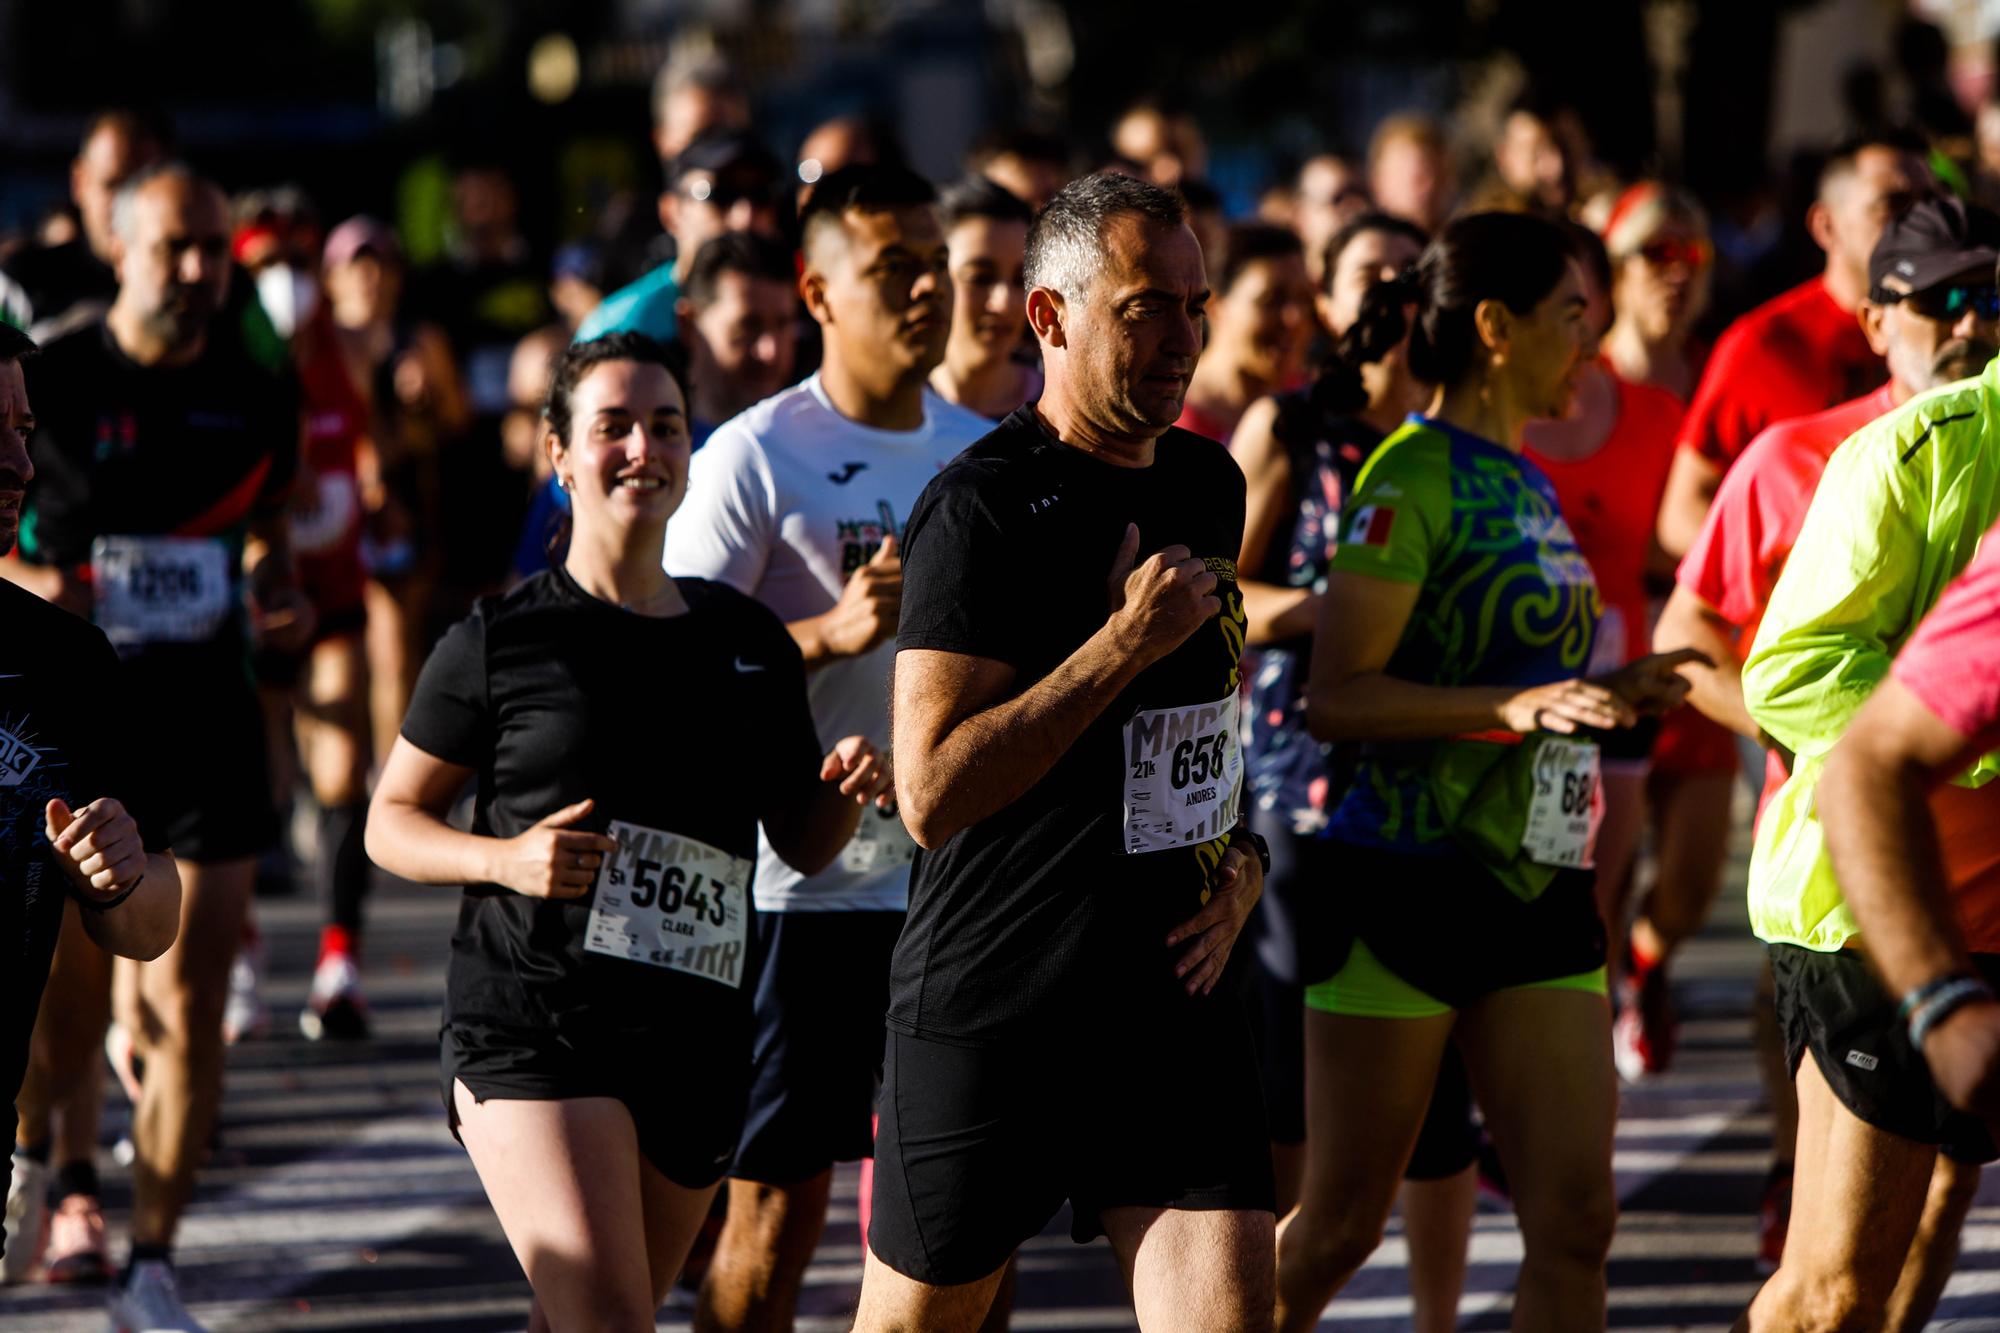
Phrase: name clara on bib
[
  {"left": 1122, "top": 693, "right": 1244, "bottom": 853},
  {"left": 584, "top": 820, "right": 752, "bottom": 987}
]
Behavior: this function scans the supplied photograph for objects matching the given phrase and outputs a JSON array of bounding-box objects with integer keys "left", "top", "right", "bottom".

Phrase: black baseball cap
[
  {"left": 1869, "top": 195, "right": 2000, "bottom": 303},
  {"left": 670, "top": 130, "right": 781, "bottom": 187}
]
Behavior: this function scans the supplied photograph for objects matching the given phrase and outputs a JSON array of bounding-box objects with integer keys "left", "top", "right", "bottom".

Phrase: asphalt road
[{"left": 5, "top": 805, "right": 2000, "bottom": 1331}]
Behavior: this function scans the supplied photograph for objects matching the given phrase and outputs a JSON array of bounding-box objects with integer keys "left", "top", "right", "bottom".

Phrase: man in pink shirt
[{"left": 1653, "top": 195, "right": 2000, "bottom": 1282}]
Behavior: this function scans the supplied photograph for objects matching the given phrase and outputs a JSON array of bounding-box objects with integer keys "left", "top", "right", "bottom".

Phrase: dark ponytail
[{"left": 1402, "top": 211, "right": 1572, "bottom": 387}]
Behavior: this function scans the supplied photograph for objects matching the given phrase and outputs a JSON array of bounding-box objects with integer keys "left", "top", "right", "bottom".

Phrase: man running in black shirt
[
  {"left": 7, "top": 165, "right": 304, "bottom": 1330},
  {"left": 0, "top": 322, "right": 181, "bottom": 1264},
  {"left": 860, "top": 172, "right": 1273, "bottom": 1330}
]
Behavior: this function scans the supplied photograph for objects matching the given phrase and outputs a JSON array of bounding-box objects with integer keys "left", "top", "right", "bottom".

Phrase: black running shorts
[
  {"left": 1771, "top": 943, "right": 2000, "bottom": 1165},
  {"left": 442, "top": 1017, "right": 749, "bottom": 1190},
  {"left": 868, "top": 1013, "right": 1276, "bottom": 1287}
]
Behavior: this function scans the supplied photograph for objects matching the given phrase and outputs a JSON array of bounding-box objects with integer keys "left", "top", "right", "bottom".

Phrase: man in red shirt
[
  {"left": 1656, "top": 133, "right": 1929, "bottom": 555},
  {"left": 1655, "top": 194, "right": 2000, "bottom": 1298}
]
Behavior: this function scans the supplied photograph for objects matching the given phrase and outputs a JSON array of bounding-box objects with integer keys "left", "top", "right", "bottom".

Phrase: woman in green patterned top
[{"left": 1273, "top": 213, "right": 1705, "bottom": 1332}]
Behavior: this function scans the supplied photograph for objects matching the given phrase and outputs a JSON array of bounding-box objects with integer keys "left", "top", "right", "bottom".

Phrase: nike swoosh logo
[
  {"left": 827, "top": 462, "right": 869, "bottom": 485},
  {"left": 733, "top": 658, "right": 765, "bottom": 673}
]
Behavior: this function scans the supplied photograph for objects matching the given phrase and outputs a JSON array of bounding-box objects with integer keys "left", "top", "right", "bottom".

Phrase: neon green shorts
[{"left": 1304, "top": 937, "right": 1607, "bottom": 1018}]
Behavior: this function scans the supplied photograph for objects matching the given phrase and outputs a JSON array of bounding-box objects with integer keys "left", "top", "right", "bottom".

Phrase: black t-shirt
[
  {"left": 0, "top": 239, "right": 116, "bottom": 338},
  {"left": 1, "top": 581, "right": 167, "bottom": 1253},
  {"left": 401, "top": 567, "right": 824, "bottom": 1044},
  {"left": 17, "top": 319, "right": 299, "bottom": 678},
  {"left": 891, "top": 406, "right": 1250, "bottom": 1045}
]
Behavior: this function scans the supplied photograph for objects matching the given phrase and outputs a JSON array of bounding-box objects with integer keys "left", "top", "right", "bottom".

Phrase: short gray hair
[
  {"left": 110, "top": 161, "right": 204, "bottom": 242},
  {"left": 1023, "top": 171, "right": 1188, "bottom": 300}
]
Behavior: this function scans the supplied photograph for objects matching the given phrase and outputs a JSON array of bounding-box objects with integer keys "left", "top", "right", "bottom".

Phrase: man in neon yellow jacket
[{"left": 1741, "top": 336, "right": 2000, "bottom": 1329}]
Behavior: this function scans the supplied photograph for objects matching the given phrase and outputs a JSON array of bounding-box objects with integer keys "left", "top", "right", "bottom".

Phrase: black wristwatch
[{"left": 1237, "top": 829, "right": 1271, "bottom": 877}]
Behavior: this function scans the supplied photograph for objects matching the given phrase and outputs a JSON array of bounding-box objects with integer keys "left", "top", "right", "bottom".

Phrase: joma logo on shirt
[{"left": 0, "top": 722, "right": 43, "bottom": 788}]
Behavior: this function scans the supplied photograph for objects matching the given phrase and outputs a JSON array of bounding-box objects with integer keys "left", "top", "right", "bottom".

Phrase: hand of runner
[
  {"left": 823, "top": 735, "right": 896, "bottom": 810},
  {"left": 819, "top": 536, "right": 902, "bottom": 659},
  {"left": 1165, "top": 840, "right": 1263, "bottom": 996},
  {"left": 250, "top": 580, "right": 318, "bottom": 655},
  {"left": 1106, "top": 523, "right": 1221, "bottom": 668},
  {"left": 1499, "top": 678, "right": 1635, "bottom": 734},
  {"left": 1921, "top": 997, "right": 2000, "bottom": 1129},
  {"left": 44, "top": 797, "right": 147, "bottom": 901},
  {"left": 1595, "top": 647, "right": 1713, "bottom": 717},
  {"left": 489, "top": 798, "right": 620, "bottom": 900}
]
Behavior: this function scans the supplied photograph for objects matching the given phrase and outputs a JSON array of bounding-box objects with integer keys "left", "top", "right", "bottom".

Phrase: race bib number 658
[
  {"left": 1122, "top": 693, "right": 1243, "bottom": 854},
  {"left": 583, "top": 820, "right": 752, "bottom": 988}
]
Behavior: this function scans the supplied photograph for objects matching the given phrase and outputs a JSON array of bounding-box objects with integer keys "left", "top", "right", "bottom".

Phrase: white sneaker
[
  {"left": 2, "top": 1152, "right": 50, "bottom": 1283},
  {"left": 299, "top": 952, "right": 370, "bottom": 1041},
  {"left": 107, "top": 1259, "right": 207, "bottom": 1332},
  {"left": 221, "top": 945, "right": 268, "bottom": 1046}
]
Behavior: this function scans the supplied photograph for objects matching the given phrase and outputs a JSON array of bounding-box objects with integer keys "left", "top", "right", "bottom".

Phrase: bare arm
[
  {"left": 761, "top": 736, "right": 893, "bottom": 875},
  {"left": 365, "top": 736, "right": 618, "bottom": 899},
  {"left": 894, "top": 524, "right": 1219, "bottom": 848},
  {"left": 1229, "top": 396, "right": 1317, "bottom": 646},
  {"left": 1821, "top": 680, "right": 2000, "bottom": 1123},
  {"left": 76, "top": 851, "right": 181, "bottom": 960},
  {"left": 1656, "top": 447, "right": 1722, "bottom": 560},
  {"left": 1304, "top": 571, "right": 1642, "bottom": 743},
  {"left": 1652, "top": 584, "right": 1758, "bottom": 740}
]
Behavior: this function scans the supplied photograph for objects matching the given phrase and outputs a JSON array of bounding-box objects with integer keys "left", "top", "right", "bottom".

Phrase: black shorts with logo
[
  {"left": 1771, "top": 943, "right": 2000, "bottom": 1165},
  {"left": 868, "top": 1008, "right": 1275, "bottom": 1287}
]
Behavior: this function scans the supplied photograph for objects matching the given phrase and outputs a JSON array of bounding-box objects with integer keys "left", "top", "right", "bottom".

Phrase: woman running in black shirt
[{"left": 366, "top": 333, "right": 890, "bottom": 1330}]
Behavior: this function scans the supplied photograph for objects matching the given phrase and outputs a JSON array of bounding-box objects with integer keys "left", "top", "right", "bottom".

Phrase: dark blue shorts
[{"left": 732, "top": 908, "right": 905, "bottom": 1183}]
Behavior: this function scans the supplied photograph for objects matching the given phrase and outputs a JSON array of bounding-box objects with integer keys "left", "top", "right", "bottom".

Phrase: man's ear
[
  {"left": 1806, "top": 199, "right": 1836, "bottom": 259},
  {"left": 1026, "top": 286, "right": 1066, "bottom": 349},
  {"left": 1858, "top": 299, "right": 1891, "bottom": 357},
  {"left": 799, "top": 264, "right": 832, "bottom": 327}
]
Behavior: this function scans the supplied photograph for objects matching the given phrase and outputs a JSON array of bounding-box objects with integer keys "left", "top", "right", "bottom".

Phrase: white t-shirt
[{"left": 665, "top": 373, "right": 993, "bottom": 912}]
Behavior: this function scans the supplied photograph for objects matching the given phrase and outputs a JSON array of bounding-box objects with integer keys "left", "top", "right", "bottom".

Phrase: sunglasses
[
  {"left": 1901, "top": 282, "right": 2000, "bottom": 322},
  {"left": 1636, "top": 237, "right": 1712, "bottom": 270}
]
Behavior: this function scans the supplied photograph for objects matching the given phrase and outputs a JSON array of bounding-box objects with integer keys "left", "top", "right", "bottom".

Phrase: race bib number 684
[{"left": 583, "top": 820, "right": 751, "bottom": 988}]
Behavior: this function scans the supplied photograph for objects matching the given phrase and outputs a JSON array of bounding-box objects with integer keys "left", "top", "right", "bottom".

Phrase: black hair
[
  {"left": 79, "top": 106, "right": 173, "bottom": 157},
  {"left": 1342, "top": 210, "right": 1572, "bottom": 390},
  {"left": 1820, "top": 128, "right": 1931, "bottom": 193},
  {"left": 542, "top": 332, "right": 690, "bottom": 445},
  {"left": 798, "top": 163, "right": 938, "bottom": 255},
  {"left": 1555, "top": 219, "right": 1612, "bottom": 300},
  {"left": 939, "top": 175, "right": 1034, "bottom": 230},
  {"left": 1176, "top": 177, "right": 1223, "bottom": 215},
  {"left": 0, "top": 323, "right": 37, "bottom": 365},
  {"left": 1218, "top": 223, "right": 1302, "bottom": 294},
  {"left": 1322, "top": 211, "right": 1430, "bottom": 296},
  {"left": 681, "top": 232, "right": 797, "bottom": 310},
  {"left": 967, "top": 126, "right": 1072, "bottom": 173}
]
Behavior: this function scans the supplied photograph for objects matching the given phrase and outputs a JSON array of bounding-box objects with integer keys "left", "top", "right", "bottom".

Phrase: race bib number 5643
[
  {"left": 583, "top": 820, "right": 751, "bottom": 988},
  {"left": 1122, "top": 693, "right": 1243, "bottom": 854}
]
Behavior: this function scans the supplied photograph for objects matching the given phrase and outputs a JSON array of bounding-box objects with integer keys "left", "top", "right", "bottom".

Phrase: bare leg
[
  {"left": 851, "top": 1247, "right": 1007, "bottom": 1333},
  {"left": 1401, "top": 1165, "right": 1477, "bottom": 1333},
  {"left": 126, "top": 857, "right": 256, "bottom": 1247},
  {"left": 1591, "top": 765, "right": 1649, "bottom": 959},
  {"left": 1455, "top": 987, "right": 1618, "bottom": 1333},
  {"left": 453, "top": 1084, "right": 704, "bottom": 1331},
  {"left": 1275, "top": 1009, "right": 1456, "bottom": 1333},
  {"left": 1733, "top": 1053, "right": 1936, "bottom": 1331},
  {"left": 1883, "top": 1156, "right": 1979, "bottom": 1332},
  {"left": 20, "top": 903, "right": 113, "bottom": 1168},
  {"left": 1632, "top": 768, "right": 1734, "bottom": 966},
  {"left": 1103, "top": 1205, "right": 1274, "bottom": 1332},
  {"left": 696, "top": 1172, "right": 833, "bottom": 1332}
]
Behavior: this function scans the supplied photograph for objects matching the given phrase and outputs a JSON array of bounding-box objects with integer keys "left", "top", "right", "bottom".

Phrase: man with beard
[
  {"left": 662, "top": 164, "right": 991, "bottom": 1333},
  {"left": 1656, "top": 197, "right": 2000, "bottom": 1296},
  {"left": 856, "top": 171, "right": 1272, "bottom": 1331},
  {"left": 2, "top": 166, "right": 305, "bottom": 1331}
]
